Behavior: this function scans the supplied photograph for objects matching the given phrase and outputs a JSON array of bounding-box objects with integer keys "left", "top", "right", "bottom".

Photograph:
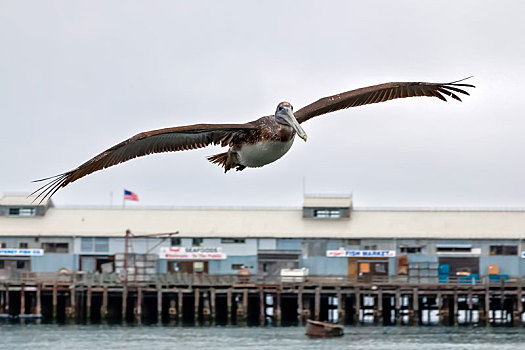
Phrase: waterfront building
[{"left": 1, "top": 193, "right": 525, "bottom": 281}]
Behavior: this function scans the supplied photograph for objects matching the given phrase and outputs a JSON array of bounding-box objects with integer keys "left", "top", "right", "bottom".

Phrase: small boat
[{"left": 305, "top": 319, "right": 344, "bottom": 338}]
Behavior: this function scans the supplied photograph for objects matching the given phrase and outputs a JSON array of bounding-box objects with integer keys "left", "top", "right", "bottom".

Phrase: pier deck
[{"left": 0, "top": 273, "right": 523, "bottom": 326}]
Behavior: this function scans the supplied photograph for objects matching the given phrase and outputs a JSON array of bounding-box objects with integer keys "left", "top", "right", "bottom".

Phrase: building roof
[
  {"left": 1, "top": 203, "right": 525, "bottom": 239},
  {"left": 302, "top": 194, "right": 352, "bottom": 208},
  {"left": 0, "top": 194, "right": 53, "bottom": 207}
]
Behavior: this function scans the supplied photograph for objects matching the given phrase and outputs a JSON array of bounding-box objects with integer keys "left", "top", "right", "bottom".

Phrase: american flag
[{"left": 123, "top": 189, "right": 139, "bottom": 201}]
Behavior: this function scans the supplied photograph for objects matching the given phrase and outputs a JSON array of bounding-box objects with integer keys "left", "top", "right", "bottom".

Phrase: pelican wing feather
[
  {"left": 31, "top": 123, "right": 256, "bottom": 203},
  {"left": 294, "top": 78, "right": 475, "bottom": 124}
]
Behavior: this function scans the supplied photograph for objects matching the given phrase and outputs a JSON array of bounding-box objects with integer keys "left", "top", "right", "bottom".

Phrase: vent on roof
[
  {"left": 302, "top": 194, "right": 352, "bottom": 219},
  {"left": 0, "top": 194, "right": 53, "bottom": 217}
]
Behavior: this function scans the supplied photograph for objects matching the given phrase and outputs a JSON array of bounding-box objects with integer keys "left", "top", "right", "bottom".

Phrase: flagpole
[{"left": 122, "top": 188, "right": 125, "bottom": 208}]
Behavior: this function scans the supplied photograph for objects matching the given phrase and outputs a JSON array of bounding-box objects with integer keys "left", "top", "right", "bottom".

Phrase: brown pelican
[{"left": 32, "top": 78, "right": 474, "bottom": 202}]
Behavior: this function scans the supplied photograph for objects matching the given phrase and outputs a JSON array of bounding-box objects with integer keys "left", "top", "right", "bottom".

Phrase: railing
[{"left": 0, "top": 271, "right": 522, "bottom": 287}]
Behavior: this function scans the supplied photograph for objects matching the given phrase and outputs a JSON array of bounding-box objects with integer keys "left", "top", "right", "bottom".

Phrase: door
[{"left": 348, "top": 259, "right": 357, "bottom": 276}]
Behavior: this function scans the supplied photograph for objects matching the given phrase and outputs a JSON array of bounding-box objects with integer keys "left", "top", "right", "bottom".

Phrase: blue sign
[{"left": 0, "top": 249, "right": 44, "bottom": 256}]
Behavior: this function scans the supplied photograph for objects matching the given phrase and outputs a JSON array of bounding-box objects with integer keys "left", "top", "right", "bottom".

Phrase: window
[
  {"left": 81, "top": 238, "right": 93, "bottom": 252},
  {"left": 170, "top": 237, "right": 181, "bottom": 246},
  {"left": 192, "top": 238, "right": 203, "bottom": 247},
  {"left": 16, "top": 260, "right": 26, "bottom": 269},
  {"left": 94, "top": 238, "right": 109, "bottom": 252},
  {"left": 231, "top": 264, "right": 244, "bottom": 270},
  {"left": 0, "top": 260, "right": 4, "bottom": 269},
  {"left": 313, "top": 209, "right": 341, "bottom": 219},
  {"left": 364, "top": 245, "right": 377, "bottom": 250},
  {"left": 490, "top": 245, "right": 517, "bottom": 256},
  {"left": 193, "top": 261, "right": 204, "bottom": 272},
  {"left": 221, "top": 238, "right": 246, "bottom": 244},
  {"left": 374, "top": 263, "right": 386, "bottom": 273},
  {"left": 347, "top": 239, "right": 360, "bottom": 246},
  {"left": 41, "top": 242, "right": 69, "bottom": 253},
  {"left": 8, "top": 207, "right": 36, "bottom": 217},
  {"left": 19, "top": 242, "right": 28, "bottom": 249},
  {"left": 436, "top": 246, "right": 471, "bottom": 253},
  {"left": 400, "top": 246, "right": 423, "bottom": 254},
  {"left": 81, "top": 238, "right": 108, "bottom": 252}
]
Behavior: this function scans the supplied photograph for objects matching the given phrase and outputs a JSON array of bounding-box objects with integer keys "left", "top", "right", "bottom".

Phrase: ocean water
[{"left": 1, "top": 324, "right": 525, "bottom": 350}]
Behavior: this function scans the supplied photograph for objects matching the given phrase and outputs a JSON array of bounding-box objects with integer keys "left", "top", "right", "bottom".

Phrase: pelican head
[{"left": 275, "top": 102, "right": 307, "bottom": 141}]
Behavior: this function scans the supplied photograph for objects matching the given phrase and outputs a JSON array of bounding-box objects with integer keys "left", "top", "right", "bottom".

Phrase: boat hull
[{"left": 305, "top": 319, "right": 344, "bottom": 338}]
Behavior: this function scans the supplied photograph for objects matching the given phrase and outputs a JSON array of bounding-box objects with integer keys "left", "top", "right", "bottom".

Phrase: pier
[{"left": 0, "top": 273, "right": 523, "bottom": 326}]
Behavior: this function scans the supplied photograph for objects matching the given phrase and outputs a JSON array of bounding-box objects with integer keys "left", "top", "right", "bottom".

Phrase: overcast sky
[{"left": 1, "top": 0, "right": 525, "bottom": 208}]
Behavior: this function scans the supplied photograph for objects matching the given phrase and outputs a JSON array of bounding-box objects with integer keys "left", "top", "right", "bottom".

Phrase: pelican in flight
[{"left": 32, "top": 78, "right": 474, "bottom": 202}]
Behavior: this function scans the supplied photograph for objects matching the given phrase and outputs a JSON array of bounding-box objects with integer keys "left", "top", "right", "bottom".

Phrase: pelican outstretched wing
[
  {"left": 294, "top": 78, "right": 475, "bottom": 124},
  {"left": 31, "top": 123, "right": 257, "bottom": 203}
]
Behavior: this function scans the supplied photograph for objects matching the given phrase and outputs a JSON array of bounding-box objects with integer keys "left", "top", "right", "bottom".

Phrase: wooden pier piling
[
  {"left": 178, "top": 289, "right": 183, "bottom": 323},
  {"left": 194, "top": 288, "right": 200, "bottom": 323},
  {"left": 485, "top": 287, "right": 490, "bottom": 326},
  {"left": 87, "top": 285, "right": 92, "bottom": 322},
  {"left": 336, "top": 287, "right": 344, "bottom": 324},
  {"left": 314, "top": 287, "right": 321, "bottom": 321},
  {"left": 0, "top": 286, "right": 4, "bottom": 314},
  {"left": 515, "top": 282, "right": 523, "bottom": 326},
  {"left": 52, "top": 283, "right": 57, "bottom": 321},
  {"left": 135, "top": 287, "right": 142, "bottom": 323},
  {"left": 467, "top": 289, "right": 473, "bottom": 324},
  {"left": 20, "top": 284, "right": 25, "bottom": 316},
  {"left": 157, "top": 285, "right": 162, "bottom": 323},
  {"left": 412, "top": 288, "right": 419, "bottom": 325},
  {"left": 227, "top": 288, "right": 232, "bottom": 323},
  {"left": 101, "top": 286, "right": 108, "bottom": 321},
  {"left": 67, "top": 284, "right": 76, "bottom": 320},
  {"left": 394, "top": 289, "right": 401, "bottom": 325},
  {"left": 453, "top": 291, "right": 458, "bottom": 326},
  {"left": 36, "top": 283, "right": 41, "bottom": 316},
  {"left": 210, "top": 288, "right": 216, "bottom": 321},
  {"left": 355, "top": 287, "right": 361, "bottom": 324},
  {"left": 375, "top": 289, "right": 383, "bottom": 325},
  {"left": 241, "top": 289, "right": 248, "bottom": 321},
  {"left": 297, "top": 287, "right": 304, "bottom": 324},
  {"left": 121, "top": 286, "right": 127, "bottom": 322},
  {"left": 275, "top": 290, "right": 281, "bottom": 325}
]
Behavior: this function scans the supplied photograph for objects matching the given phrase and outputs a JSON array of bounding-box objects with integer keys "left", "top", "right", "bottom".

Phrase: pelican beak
[{"left": 285, "top": 108, "right": 307, "bottom": 142}]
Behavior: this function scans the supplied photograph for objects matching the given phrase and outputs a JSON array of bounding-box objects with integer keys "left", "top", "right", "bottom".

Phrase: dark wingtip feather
[
  {"left": 28, "top": 173, "right": 68, "bottom": 205},
  {"left": 449, "top": 76, "right": 474, "bottom": 84},
  {"left": 32, "top": 172, "right": 68, "bottom": 183},
  {"left": 448, "top": 76, "right": 475, "bottom": 89}
]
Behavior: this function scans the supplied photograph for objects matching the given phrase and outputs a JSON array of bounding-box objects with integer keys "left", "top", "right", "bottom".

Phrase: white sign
[
  {"left": 326, "top": 249, "right": 396, "bottom": 258},
  {"left": 0, "top": 249, "right": 44, "bottom": 256},
  {"left": 159, "top": 247, "right": 227, "bottom": 260},
  {"left": 521, "top": 252, "right": 525, "bottom": 259}
]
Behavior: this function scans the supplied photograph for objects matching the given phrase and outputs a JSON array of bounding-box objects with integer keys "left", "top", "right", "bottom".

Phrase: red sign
[{"left": 159, "top": 247, "right": 227, "bottom": 260}]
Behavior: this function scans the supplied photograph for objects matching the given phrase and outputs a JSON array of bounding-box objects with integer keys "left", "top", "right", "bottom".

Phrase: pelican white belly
[{"left": 237, "top": 138, "right": 295, "bottom": 168}]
